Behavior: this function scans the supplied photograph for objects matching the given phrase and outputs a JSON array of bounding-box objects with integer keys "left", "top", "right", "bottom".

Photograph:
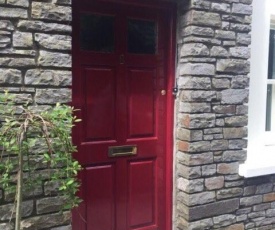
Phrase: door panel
[
  {"left": 72, "top": 1, "right": 174, "bottom": 229},
  {"left": 86, "top": 165, "right": 115, "bottom": 230},
  {"left": 128, "top": 160, "right": 155, "bottom": 228},
  {"left": 84, "top": 67, "right": 116, "bottom": 141},
  {"left": 128, "top": 69, "right": 156, "bottom": 137}
]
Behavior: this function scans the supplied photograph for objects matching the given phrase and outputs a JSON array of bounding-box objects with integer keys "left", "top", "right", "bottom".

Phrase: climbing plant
[{"left": 0, "top": 91, "right": 82, "bottom": 230}]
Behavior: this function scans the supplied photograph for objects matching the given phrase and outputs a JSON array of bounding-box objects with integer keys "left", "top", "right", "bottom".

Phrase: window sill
[{"left": 239, "top": 146, "right": 275, "bottom": 177}]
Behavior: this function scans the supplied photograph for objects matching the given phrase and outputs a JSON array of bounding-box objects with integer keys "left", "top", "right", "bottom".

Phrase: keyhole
[{"left": 120, "top": 54, "right": 124, "bottom": 64}]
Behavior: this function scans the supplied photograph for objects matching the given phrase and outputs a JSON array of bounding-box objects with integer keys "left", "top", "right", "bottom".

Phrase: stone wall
[
  {"left": 0, "top": 0, "right": 72, "bottom": 229},
  {"left": 175, "top": 0, "right": 275, "bottom": 229},
  {"left": 1, "top": 0, "right": 275, "bottom": 230}
]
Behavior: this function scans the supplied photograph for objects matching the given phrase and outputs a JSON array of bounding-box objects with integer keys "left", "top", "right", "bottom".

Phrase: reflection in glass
[
  {"left": 266, "top": 84, "right": 275, "bottom": 131},
  {"left": 128, "top": 19, "right": 156, "bottom": 54},
  {"left": 268, "top": 30, "right": 275, "bottom": 79},
  {"left": 80, "top": 14, "right": 114, "bottom": 52}
]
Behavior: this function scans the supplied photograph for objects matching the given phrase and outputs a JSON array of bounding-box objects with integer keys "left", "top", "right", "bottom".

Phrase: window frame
[{"left": 239, "top": 0, "right": 275, "bottom": 177}]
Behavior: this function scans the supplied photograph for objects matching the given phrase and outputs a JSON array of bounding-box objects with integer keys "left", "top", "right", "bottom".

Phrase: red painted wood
[
  {"left": 84, "top": 67, "right": 116, "bottom": 140},
  {"left": 128, "top": 69, "right": 155, "bottom": 137},
  {"left": 72, "top": 1, "right": 176, "bottom": 229},
  {"left": 86, "top": 165, "right": 115, "bottom": 229},
  {"left": 128, "top": 160, "right": 155, "bottom": 228}
]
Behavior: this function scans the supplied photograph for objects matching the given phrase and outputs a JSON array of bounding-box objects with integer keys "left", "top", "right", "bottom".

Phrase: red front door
[{"left": 72, "top": 1, "right": 175, "bottom": 229}]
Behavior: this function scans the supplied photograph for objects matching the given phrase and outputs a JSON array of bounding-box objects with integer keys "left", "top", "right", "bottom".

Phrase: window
[{"left": 239, "top": 0, "right": 275, "bottom": 177}]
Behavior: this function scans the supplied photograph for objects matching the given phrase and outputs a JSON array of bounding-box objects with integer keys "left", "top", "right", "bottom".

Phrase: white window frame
[{"left": 239, "top": 0, "right": 275, "bottom": 177}]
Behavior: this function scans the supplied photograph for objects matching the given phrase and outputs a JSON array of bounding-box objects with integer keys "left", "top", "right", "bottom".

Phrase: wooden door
[{"left": 72, "top": 1, "right": 175, "bottom": 229}]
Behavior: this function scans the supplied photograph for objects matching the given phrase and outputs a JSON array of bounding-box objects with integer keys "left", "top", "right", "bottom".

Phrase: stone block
[
  {"left": 187, "top": 191, "right": 215, "bottom": 206},
  {"left": 212, "top": 78, "right": 231, "bottom": 89},
  {"left": 213, "top": 214, "right": 236, "bottom": 228},
  {"left": 177, "top": 164, "right": 201, "bottom": 179},
  {"left": 222, "top": 150, "right": 247, "bottom": 162},
  {"left": 37, "top": 197, "right": 66, "bottom": 214},
  {"left": 180, "top": 63, "right": 215, "bottom": 76},
  {"left": 253, "top": 203, "right": 270, "bottom": 211},
  {"left": 189, "top": 198, "right": 239, "bottom": 221},
  {"left": 216, "top": 30, "right": 236, "bottom": 40},
  {"left": 220, "top": 89, "right": 249, "bottom": 104},
  {"left": 217, "top": 59, "right": 250, "bottom": 74},
  {"left": 0, "top": 201, "right": 33, "bottom": 221},
  {"left": 237, "top": 33, "right": 251, "bottom": 45},
  {"left": 21, "top": 211, "right": 71, "bottom": 230},
  {"left": 180, "top": 152, "right": 213, "bottom": 166},
  {"left": 181, "top": 113, "right": 215, "bottom": 129},
  {"left": 179, "top": 102, "right": 211, "bottom": 113},
  {"left": 35, "top": 33, "right": 71, "bottom": 50},
  {"left": 223, "top": 223, "right": 245, "bottom": 230},
  {"left": 223, "top": 127, "right": 247, "bottom": 139},
  {"left": 190, "top": 0, "right": 211, "bottom": 10},
  {"left": 202, "top": 164, "right": 216, "bottom": 176},
  {"left": 25, "top": 69, "right": 71, "bottom": 86},
  {"left": 13, "top": 31, "right": 33, "bottom": 48},
  {"left": 186, "top": 10, "right": 222, "bottom": 27},
  {"left": 0, "top": 58, "right": 35, "bottom": 67},
  {"left": 18, "top": 20, "right": 72, "bottom": 33},
  {"left": 0, "top": 69, "right": 22, "bottom": 84},
  {"left": 180, "top": 90, "right": 216, "bottom": 102},
  {"left": 217, "top": 188, "right": 243, "bottom": 199},
  {"left": 38, "top": 51, "right": 71, "bottom": 68},
  {"left": 263, "top": 193, "right": 275, "bottom": 202},
  {"left": 0, "top": 223, "right": 14, "bottom": 230},
  {"left": 256, "top": 183, "right": 273, "bottom": 194},
  {"left": 177, "top": 128, "right": 203, "bottom": 142},
  {"left": 231, "top": 75, "right": 249, "bottom": 89},
  {"left": 0, "top": 21, "right": 14, "bottom": 31},
  {"left": 182, "top": 26, "right": 214, "bottom": 37},
  {"left": 181, "top": 43, "right": 209, "bottom": 57},
  {"left": 211, "top": 140, "right": 228, "bottom": 151},
  {"left": 230, "top": 47, "right": 250, "bottom": 59},
  {"left": 188, "top": 218, "right": 213, "bottom": 230},
  {"left": 240, "top": 195, "right": 263, "bottom": 206},
  {"left": 232, "top": 3, "right": 253, "bottom": 15},
  {"left": 230, "top": 23, "right": 251, "bottom": 32},
  {"left": 225, "top": 116, "right": 248, "bottom": 126},
  {"left": 211, "top": 3, "right": 230, "bottom": 13},
  {"left": 217, "top": 162, "right": 239, "bottom": 174},
  {"left": 51, "top": 226, "right": 72, "bottom": 230},
  {"left": 178, "top": 76, "right": 211, "bottom": 89},
  {"left": 177, "top": 177, "right": 204, "bottom": 193},
  {"left": 0, "top": 7, "right": 28, "bottom": 18},
  {"left": 0, "top": 35, "right": 11, "bottom": 48},
  {"left": 35, "top": 88, "right": 71, "bottom": 104},
  {"left": 210, "top": 46, "right": 229, "bottom": 57},
  {"left": 7, "top": 0, "right": 29, "bottom": 7},
  {"left": 213, "top": 105, "right": 235, "bottom": 114},
  {"left": 32, "top": 2, "right": 72, "bottom": 21},
  {"left": 205, "top": 176, "right": 224, "bottom": 190},
  {"left": 178, "top": 140, "right": 211, "bottom": 152}
]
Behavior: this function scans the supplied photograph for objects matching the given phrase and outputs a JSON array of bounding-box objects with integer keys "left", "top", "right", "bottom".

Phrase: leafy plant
[{"left": 0, "top": 92, "right": 82, "bottom": 230}]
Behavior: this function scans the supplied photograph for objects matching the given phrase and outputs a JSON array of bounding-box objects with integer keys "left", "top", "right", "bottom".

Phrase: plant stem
[{"left": 15, "top": 134, "right": 24, "bottom": 230}]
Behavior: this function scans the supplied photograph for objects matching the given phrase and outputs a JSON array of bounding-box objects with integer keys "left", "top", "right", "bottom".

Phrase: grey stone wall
[
  {"left": 175, "top": 0, "right": 275, "bottom": 229},
  {"left": 0, "top": 0, "right": 72, "bottom": 229}
]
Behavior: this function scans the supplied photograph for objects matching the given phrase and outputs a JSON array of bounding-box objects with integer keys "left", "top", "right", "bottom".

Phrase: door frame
[{"left": 71, "top": 1, "right": 176, "bottom": 229}]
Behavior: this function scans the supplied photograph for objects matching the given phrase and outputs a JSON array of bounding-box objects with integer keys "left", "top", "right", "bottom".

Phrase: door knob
[{"left": 161, "top": 90, "right": 166, "bottom": 95}]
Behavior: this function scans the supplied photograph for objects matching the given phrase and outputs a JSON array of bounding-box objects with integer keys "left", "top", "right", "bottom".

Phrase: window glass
[
  {"left": 80, "top": 14, "right": 114, "bottom": 52},
  {"left": 127, "top": 19, "right": 156, "bottom": 54}
]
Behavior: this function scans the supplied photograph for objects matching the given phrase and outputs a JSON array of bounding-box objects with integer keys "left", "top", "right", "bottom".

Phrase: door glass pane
[
  {"left": 128, "top": 19, "right": 156, "bottom": 54},
  {"left": 80, "top": 14, "right": 114, "bottom": 52},
  {"left": 266, "top": 84, "right": 275, "bottom": 131},
  {"left": 268, "top": 30, "right": 275, "bottom": 79}
]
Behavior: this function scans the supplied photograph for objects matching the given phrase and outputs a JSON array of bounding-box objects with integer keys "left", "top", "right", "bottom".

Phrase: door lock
[{"left": 120, "top": 54, "right": 125, "bottom": 64}]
